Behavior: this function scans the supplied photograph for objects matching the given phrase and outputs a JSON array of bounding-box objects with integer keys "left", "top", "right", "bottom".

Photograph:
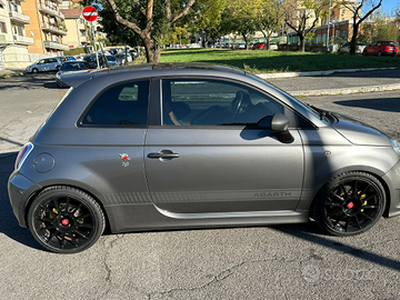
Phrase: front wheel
[
  {"left": 377, "top": 51, "right": 382, "bottom": 57},
  {"left": 32, "top": 68, "right": 39, "bottom": 73},
  {"left": 362, "top": 50, "right": 367, "bottom": 56},
  {"left": 312, "top": 172, "right": 385, "bottom": 236},
  {"left": 28, "top": 186, "right": 105, "bottom": 253}
]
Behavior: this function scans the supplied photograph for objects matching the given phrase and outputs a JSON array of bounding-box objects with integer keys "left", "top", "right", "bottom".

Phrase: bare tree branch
[
  {"left": 168, "top": 0, "right": 196, "bottom": 26},
  {"left": 104, "top": 0, "right": 143, "bottom": 35}
]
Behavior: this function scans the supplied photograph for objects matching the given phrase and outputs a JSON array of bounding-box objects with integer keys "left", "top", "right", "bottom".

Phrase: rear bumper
[{"left": 8, "top": 171, "right": 42, "bottom": 228}]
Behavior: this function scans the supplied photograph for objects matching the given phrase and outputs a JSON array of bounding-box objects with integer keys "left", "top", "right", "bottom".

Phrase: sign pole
[
  {"left": 91, "top": 22, "right": 100, "bottom": 69},
  {"left": 82, "top": 6, "right": 99, "bottom": 68}
]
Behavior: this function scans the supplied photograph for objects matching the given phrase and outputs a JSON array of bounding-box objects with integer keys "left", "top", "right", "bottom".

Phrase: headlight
[
  {"left": 391, "top": 139, "right": 400, "bottom": 156},
  {"left": 56, "top": 73, "right": 60, "bottom": 79}
]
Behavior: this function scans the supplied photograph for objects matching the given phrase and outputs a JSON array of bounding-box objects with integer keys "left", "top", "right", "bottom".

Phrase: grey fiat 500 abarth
[{"left": 8, "top": 63, "right": 400, "bottom": 253}]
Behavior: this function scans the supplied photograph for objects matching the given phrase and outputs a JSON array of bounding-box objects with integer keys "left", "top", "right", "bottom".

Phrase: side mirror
[{"left": 271, "top": 113, "right": 294, "bottom": 144}]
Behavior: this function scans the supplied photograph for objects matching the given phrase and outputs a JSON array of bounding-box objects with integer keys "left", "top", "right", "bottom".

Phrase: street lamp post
[{"left": 326, "top": 0, "right": 331, "bottom": 53}]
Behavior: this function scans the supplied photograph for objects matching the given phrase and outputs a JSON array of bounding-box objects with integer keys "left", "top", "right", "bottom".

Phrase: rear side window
[{"left": 81, "top": 80, "right": 150, "bottom": 126}]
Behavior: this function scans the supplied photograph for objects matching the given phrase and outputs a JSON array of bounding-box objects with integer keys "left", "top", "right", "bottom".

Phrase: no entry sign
[{"left": 82, "top": 6, "right": 98, "bottom": 22}]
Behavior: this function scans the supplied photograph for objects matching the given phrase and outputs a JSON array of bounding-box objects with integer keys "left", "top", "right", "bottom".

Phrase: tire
[
  {"left": 362, "top": 50, "right": 367, "bottom": 56},
  {"left": 377, "top": 51, "right": 382, "bottom": 57},
  {"left": 32, "top": 68, "right": 39, "bottom": 73},
  {"left": 28, "top": 186, "right": 105, "bottom": 253},
  {"left": 312, "top": 172, "right": 385, "bottom": 236}
]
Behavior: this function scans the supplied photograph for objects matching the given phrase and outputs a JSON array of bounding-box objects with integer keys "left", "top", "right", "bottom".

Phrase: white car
[
  {"left": 26, "top": 57, "right": 62, "bottom": 73},
  {"left": 270, "top": 42, "right": 278, "bottom": 50}
]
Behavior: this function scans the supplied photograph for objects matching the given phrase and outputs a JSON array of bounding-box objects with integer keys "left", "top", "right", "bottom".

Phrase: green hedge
[{"left": 63, "top": 48, "right": 88, "bottom": 56}]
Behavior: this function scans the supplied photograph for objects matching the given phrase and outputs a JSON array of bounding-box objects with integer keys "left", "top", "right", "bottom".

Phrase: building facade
[
  {"left": 0, "top": 0, "right": 34, "bottom": 69},
  {"left": 21, "top": 0, "right": 69, "bottom": 55},
  {"left": 60, "top": 8, "right": 89, "bottom": 50}
]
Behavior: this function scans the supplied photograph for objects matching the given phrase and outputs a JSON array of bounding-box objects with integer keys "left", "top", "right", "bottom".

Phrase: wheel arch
[
  {"left": 308, "top": 167, "right": 391, "bottom": 218},
  {"left": 24, "top": 183, "right": 112, "bottom": 232}
]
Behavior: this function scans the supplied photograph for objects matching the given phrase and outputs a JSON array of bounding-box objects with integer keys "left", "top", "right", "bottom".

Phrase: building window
[{"left": 0, "top": 21, "right": 7, "bottom": 33}]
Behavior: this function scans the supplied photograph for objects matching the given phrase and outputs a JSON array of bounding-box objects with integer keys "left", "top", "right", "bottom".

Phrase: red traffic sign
[{"left": 82, "top": 6, "right": 98, "bottom": 22}]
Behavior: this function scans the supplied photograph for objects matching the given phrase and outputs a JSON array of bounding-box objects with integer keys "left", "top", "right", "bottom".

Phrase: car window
[
  {"left": 162, "top": 79, "right": 283, "bottom": 126},
  {"left": 49, "top": 58, "right": 58, "bottom": 63},
  {"left": 81, "top": 80, "right": 149, "bottom": 126}
]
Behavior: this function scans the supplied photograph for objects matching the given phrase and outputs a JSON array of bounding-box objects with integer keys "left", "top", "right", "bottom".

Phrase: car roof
[{"left": 59, "top": 62, "right": 245, "bottom": 88}]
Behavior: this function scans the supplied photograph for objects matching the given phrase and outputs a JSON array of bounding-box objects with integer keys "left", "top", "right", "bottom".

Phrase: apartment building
[
  {"left": 60, "top": 8, "right": 89, "bottom": 50},
  {"left": 0, "top": 0, "right": 34, "bottom": 68},
  {"left": 21, "top": 0, "right": 68, "bottom": 54}
]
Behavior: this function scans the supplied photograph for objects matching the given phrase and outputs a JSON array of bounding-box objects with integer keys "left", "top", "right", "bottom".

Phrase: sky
[{"left": 381, "top": 0, "right": 399, "bottom": 15}]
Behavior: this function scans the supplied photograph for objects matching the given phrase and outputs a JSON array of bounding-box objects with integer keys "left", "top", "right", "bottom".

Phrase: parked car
[
  {"left": 236, "top": 43, "right": 246, "bottom": 50},
  {"left": 83, "top": 54, "right": 104, "bottom": 69},
  {"left": 9, "top": 63, "right": 400, "bottom": 253},
  {"left": 55, "top": 61, "right": 91, "bottom": 88},
  {"left": 252, "top": 42, "right": 266, "bottom": 50},
  {"left": 105, "top": 55, "right": 118, "bottom": 68},
  {"left": 337, "top": 42, "right": 367, "bottom": 54},
  {"left": 270, "top": 42, "right": 278, "bottom": 50},
  {"left": 362, "top": 41, "right": 398, "bottom": 56},
  {"left": 115, "top": 54, "right": 132, "bottom": 66},
  {"left": 26, "top": 57, "right": 62, "bottom": 73}
]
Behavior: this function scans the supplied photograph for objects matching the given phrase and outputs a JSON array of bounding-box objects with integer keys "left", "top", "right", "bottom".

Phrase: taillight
[{"left": 15, "top": 143, "right": 33, "bottom": 170}]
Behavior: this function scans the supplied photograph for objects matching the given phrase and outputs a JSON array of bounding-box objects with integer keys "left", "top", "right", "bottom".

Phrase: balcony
[
  {"left": 78, "top": 22, "right": 86, "bottom": 30},
  {"left": 13, "top": 35, "right": 34, "bottom": 45},
  {"left": 42, "top": 22, "right": 67, "bottom": 36},
  {"left": 39, "top": 3, "right": 65, "bottom": 20},
  {"left": 43, "top": 40, "right": 69, "bottom": 50},
  {"left": 9, "top": 11, "right": 31, "bottom": 24}
]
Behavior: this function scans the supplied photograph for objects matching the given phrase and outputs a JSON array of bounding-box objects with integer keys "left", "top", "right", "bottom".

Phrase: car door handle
[{"left": 147, "top": 151, "right": 180, "bottom": 159}]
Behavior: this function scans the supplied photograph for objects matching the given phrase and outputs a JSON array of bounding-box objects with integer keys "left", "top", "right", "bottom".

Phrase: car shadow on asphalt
[
  {"left": 271, "top": 222, "right": 400, "bottom": 271},
  {"left": 0, "top": 73, "right": 59, "bottom": 91},
  {"left": 0, "top": 152, "right": 42, "bottom": 250},
  {"left": 334, "top": 97, "right": 400, "bottom": 113}
]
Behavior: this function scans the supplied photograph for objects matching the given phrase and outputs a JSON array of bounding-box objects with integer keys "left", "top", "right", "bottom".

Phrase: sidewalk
[{"left": 261, "top": 68, "right": 400, "bottom": 96}]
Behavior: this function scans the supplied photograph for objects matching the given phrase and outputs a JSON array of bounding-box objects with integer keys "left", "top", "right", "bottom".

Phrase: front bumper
[{"left": 8, "top": 171, "right": 42, "bottom": 228}]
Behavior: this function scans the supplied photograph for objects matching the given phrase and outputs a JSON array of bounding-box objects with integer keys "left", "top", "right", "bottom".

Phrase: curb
[
  {"left": 288, "top": 83, "right": 400, "bottom": 97},
  {"left": 257, "top": 67, "right": 397, "bottom": 79}
]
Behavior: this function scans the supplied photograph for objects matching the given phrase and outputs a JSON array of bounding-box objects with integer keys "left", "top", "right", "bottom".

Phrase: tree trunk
[
  {"left": 143, "top": 36, "right": 161, "bottom": 63},
  {"left": 299, "top": 34, "right": 305, "bottom": 52},
  {"left": 349, "top": 21, "right": 359, "bottom": 56}
]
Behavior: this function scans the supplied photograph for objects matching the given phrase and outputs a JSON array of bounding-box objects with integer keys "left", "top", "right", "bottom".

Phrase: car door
[
  {"left": 78, "top": 79, "right": 150, "bottom": 207},
  {"left": 145, "top": 78, "right": 304, "bottom": 214}
]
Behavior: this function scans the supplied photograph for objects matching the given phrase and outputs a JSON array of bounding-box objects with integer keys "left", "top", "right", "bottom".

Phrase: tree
[
  {"left": 339, "top": 0, "right": 383, "bottom": 55},
  {"left": 284, "top": 0, "right": 329, "bottom": 52},
  {"left": 102, "top": 0, "right": 196, "bottom": 63},
  {"left": 190, "top": 0, "right": 228, "bottom": 47},
  {"left": 229, "top": 0, "right": 259, "bottom": 50},
  {"left": 255, "top": 0, "right": 285, "bottom": 50}
]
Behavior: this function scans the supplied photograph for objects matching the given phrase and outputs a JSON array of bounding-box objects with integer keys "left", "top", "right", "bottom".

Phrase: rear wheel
[
  {"left": 28, "top": 186, "right": 105, "bottom": 253},
  {"left": 312, "top": 172, "right": 385, "bottom": 236},
  {"left": 377, "top": 51, "right": 382, "bottom": 57}
]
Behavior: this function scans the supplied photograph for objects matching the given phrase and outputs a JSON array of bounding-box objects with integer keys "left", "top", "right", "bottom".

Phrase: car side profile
[
  {"left": 8, "top": 63, "right": 400, "bottom": 253},
  {"left": 26, "top": 57, "right": 62, "bottom": 73},
  {"left": 363, "top": 41, "right": 398, "bottom": 56}
]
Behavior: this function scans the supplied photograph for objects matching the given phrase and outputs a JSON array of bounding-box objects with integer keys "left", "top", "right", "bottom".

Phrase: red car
[{"left": 363, "top": 40, "right": 398, "bottom": 57}]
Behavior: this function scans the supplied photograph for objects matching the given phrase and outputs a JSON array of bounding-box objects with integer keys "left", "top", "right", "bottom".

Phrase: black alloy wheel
[
  {"left": 28, "top": 186, "right": 105, "bottom": 253},
  {"left": 313, "top": 172, "right": 385, "bottom": 236}
]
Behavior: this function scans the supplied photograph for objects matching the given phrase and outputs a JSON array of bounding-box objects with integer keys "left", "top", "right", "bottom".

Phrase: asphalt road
[{"left": 1, "top": 73, "right": 400, "bottom": 299}]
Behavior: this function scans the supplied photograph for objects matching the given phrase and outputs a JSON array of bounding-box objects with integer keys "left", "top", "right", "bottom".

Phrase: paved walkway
[{"left": 1, "top": 67, "right": 399, "bottom": 96}]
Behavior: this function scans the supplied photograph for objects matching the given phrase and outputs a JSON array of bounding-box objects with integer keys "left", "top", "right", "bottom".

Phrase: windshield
[{"left": 106, "top": 56, "right": 116, "bottom": 61}]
